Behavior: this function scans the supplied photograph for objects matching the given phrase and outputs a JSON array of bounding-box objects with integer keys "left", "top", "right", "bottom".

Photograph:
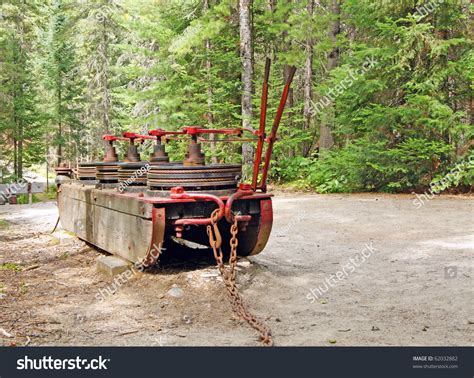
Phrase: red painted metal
[
  {"left": 149, "top": 129, "right": 186, "bottom": 138},
  {"left": 122, "top": 132, "right": 156, "bottom": 141},
  {"left": 259, "top": 66, "right": 296, "bottom": 192},
  {"left": 225, "top": 189, "right": 254, "bottom": 223},
  {"left": 197, "top": 138, "right": 258, "bottom": 143},
  {"left": 169, "top": 187, "right": 225, "bottom": 227},
  {"left": 141, "top": 207, "right": 166, "bottom": 267},
  {"left": 183, "top": 126, "right": 242, "bottom": 136},
  {"left": 249, "top": 198, "right": 273, "bottom": 255},
  {"left": 102, "top": 135, "right": 128, "bottom": 142},
  {"left": 252, "top": 57, "right": 271, "bottom": 191}
]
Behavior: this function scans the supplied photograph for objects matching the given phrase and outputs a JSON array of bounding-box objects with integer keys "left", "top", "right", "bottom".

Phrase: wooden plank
[
  {"left": 93, "top": 205, "right": 152, "bottom": 263},
  {"left": 58, "top": 184, "right": 154, "bottom": 263},
  {"left": 60, "top": 182, "right": 153, "bottom": 219}
]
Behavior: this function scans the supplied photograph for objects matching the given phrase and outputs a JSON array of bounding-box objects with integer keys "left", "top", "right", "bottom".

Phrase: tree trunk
[
  {"left": 18, "top": 130, "right": 23, "bottom": 178},
  {"left": 239, "top": 0, "right": 254, "bottom": 173},
  {"left": 319, "top": 0, "right": 340, "bottom": 151},
  {"left": 283, "top": 64, "right": 294, "bottom": 157},
  {"left": 282, "top": 1, "right": 294, "bottom": 157},
  {"left": 101, "top": 17, "right": 110, "bottom": 135},
  {"left": 266, "top": 0, "right": 276, "bottom": 59},
  {"left": 57, "top": 72, "right": 62, "bottom": 166},
  {"left": 302, "top": 0, "right": 314, "bottom": 157},
  {"left": 204, "top": 0, "right": 217, "bottom": 164}
]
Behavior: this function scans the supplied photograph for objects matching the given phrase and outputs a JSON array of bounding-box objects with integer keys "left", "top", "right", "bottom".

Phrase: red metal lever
[
  {"left": 259, "top": 66, "right": 296, "bottom": 192},
  {"left": 149, "top": 129, "right": 186, "bottom": 138},
  {"left": 102, "top": 135, "right": 128, "bottom": 142},
  {"left": 183, "top": 126, "right": 242, "bottom": 136},
  {"left": 170, "top": 187, "right": 225, "bottom": 233},
  {"left": 122, "top": 132, "right": 156, "bottom": 141},
  {"left": 252, "top": 57, "right": 271, "bottom": 191}
]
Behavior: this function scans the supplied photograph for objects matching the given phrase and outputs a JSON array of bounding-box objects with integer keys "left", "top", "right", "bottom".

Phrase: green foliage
[
  {"left": 0, "top": 0, "right": 471, "bottom": 193},
  {"left": 0, "top": 263, "right": 21, "bottom": 271},
  {"left": 0, "top": 219, "right": 10, "bottom": 230},
  {"left": 16, "top": 193, "right": 41, "bottom": 204}
]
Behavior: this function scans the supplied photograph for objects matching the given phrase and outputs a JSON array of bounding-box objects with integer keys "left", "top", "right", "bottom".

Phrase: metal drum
[
  {"left": 118, "top": 162, "right": 149, "bottom": 189},
  {"left": 77, "top": 162, "right": 98, "bottom": 180},
  {"left": 147, "top": 164, "right": 241, "bottom": 195},
  {"left": 96, "top": 162, "right": 120, "bottom": 184}
]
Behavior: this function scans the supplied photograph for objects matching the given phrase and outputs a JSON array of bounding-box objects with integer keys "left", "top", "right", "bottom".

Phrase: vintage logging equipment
[{"left": 56, "top": 59, "right": 295, "bottom": 345}]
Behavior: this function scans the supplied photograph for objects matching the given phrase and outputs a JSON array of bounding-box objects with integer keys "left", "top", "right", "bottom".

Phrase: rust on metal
[
  {"left": 249, "top": 198, "right": 273, "bottom": 255},
  {"left": 252, "top": 57, "right": 271, "bottom": 191}
]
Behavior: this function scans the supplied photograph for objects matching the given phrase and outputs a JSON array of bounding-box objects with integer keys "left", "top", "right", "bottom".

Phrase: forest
[{"left": 0, "top": 0, "right": 472, "bottom": 193}]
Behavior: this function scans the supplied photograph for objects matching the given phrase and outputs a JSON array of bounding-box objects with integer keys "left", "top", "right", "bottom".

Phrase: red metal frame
[
  {"left": 259, "top": 66, "right": 296, "bottom": 192},
  {"left": 102, "top": 135, "right": 129, "bottom": 142},
  {"left": 122, "top": 132, "right": 156, "bottom": 142},
  {"left": 142, "top": 207, "right": 166, "bottom": 267},
  {"left": 102, "top": 60, "right": 296, "bottom": 193},
  {"left": 252, "top": 57, "right": 270, "bottom": 191},
  {"left": 149, "top": 129, "right": 186, "bottom": 138},
  {"left": 225, "top": 184, "right": 254, "bottom": 223},
  {"left": 249, "top": 198, "right": 273, "bottom": 255},
  {"left": 169, "top": 187, "right": 225, "bottom": 227}
]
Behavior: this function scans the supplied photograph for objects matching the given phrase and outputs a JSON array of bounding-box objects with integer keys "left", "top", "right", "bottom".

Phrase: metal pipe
[
  {"left": 170, "top": 187, "right": 225, "bottom": 226},
  {"left": 252, "top": 58, "right": 271, "bottom": 191},
  {"left": 259, "top": 66, "right": 296, "bottom": 191},
  {"left": 225, "top": 189, "right": 254, "bottom": 223}
]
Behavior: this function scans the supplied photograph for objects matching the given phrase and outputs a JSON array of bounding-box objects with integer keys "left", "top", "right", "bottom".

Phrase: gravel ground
[{"left": 0, "top": 193, "right": 472, "bottom": 346}]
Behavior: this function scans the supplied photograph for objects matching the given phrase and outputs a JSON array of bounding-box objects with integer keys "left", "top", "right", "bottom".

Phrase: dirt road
[{"left": 0, "top": 194, "right": 472, "bottom": 346}]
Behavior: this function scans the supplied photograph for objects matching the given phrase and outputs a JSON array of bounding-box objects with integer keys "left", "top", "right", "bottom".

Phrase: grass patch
[
  {"left": 0, "top": 263, "right": 21, "bottom": 271},
  {"left": 0, "top": 219, "right": 10, "bottom": 230},
  {"left": 35, "top": 186, "right": 57, "bottom": 201},
  {"left": 58, "top": 252, "right": 69, "bottom": 260},
  {"left": 16, "top": 194, "right": 41, "bottom": 204},
  {"left": 19, "top": 282, "right": 28, "bottom": 294}
]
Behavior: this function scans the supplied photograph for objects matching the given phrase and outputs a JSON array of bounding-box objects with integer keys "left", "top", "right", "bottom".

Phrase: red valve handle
[
  {"left": 182, "top": 126, "right": 242, "bottom": 136},
  {"left": 122, "top": 132, "right": 156, "bottom": 140},
  {"left": 149, "top": 129, "right": 186, "bottom": 138},
  {"left": 102, "top": 135, "right": 128, "bottom": 141}
]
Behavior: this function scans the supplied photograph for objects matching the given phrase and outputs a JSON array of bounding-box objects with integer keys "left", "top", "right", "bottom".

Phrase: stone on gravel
[
  {"left": 96, "top": 255, "right": 130, "bottom": 278},
  {"left": 237, "top": 259, "right": 251, "bottom": 268},
  {"left": 166, "top": 286, "right": 184, "bottom": 298}
]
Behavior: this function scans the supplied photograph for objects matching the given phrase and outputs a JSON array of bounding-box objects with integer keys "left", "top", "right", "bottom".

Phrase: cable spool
[
  {"left": 118, "top": 162, "right": 149, "bottom": 187},
  {"left": 77, "top": 163, "right": 98, "bottom": 180},
  {"left": 55, "top": 164, "right": 72, "bottom": 178},
  {"left": 147, "top": 164, "right": 242, "bottom": 194},
  {"left": 96, "top": 162, "right": 120, "bottom": 184}
]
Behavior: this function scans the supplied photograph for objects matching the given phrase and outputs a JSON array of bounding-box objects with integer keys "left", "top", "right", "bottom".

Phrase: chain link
[{"left": 207, "top": 209, "right": 273, "bottom": 346}]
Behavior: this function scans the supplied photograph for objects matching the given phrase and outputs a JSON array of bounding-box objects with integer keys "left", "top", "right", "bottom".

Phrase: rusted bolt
[
  {"left": 239, "top": 183, "right": 252, "bottom": 191},
  {"left": 170, "top": 186, "right": 185, "bottom": 195}
]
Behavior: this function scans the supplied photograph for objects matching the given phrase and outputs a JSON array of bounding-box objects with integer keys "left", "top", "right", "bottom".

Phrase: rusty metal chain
[{"left": 207, "top": 209, "right": 273, "bottom": 346}]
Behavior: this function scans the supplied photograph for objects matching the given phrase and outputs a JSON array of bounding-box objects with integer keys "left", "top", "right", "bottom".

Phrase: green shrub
[{"left": 272, "top": 138, "right": 463, "bottom": 193}]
